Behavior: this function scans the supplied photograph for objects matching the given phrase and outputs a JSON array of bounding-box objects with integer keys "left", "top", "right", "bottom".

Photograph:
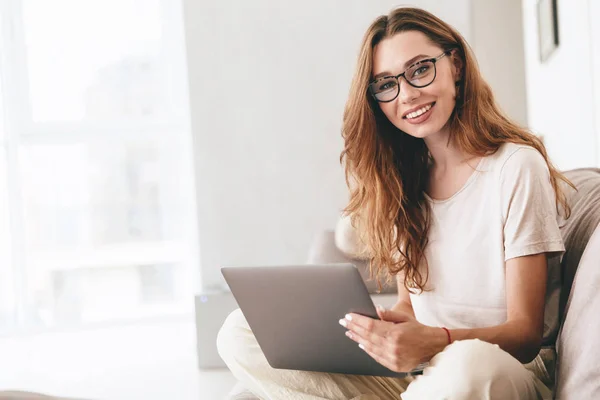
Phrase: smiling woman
[
  {"left": 217, "top": 6, "right": 573, "bottom": 400},
  {"left": 369, "top": 33, "right": 458, "bottom": 136}
]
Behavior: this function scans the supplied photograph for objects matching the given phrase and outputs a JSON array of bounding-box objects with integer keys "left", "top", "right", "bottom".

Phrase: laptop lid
[{"left": 221, "top": 263, "right": 412, "bottom": 378}]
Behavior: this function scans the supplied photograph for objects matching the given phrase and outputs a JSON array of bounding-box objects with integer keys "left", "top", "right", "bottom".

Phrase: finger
[
  {"left": 375, "top": 304, "right": 385, "bottom": 320},
  {"left": 341, "top": 314, "right": 386, "bottom": 345},
  {"left": 342, "top": 320, "right": 389, "bottom": 361},
  {"left": 378, "top": 309, "right": 413, "bottom": 323},
  {"left": 344, "top": 329, "right": 389, "bottom": 365},
  {"left": 356, "top": 338, "right": 399, "bottom": 372},
  {"left": 345, "top": 313, "right": 385, "bottom": 333},
  {"left": 344, "top": 322, "right": 402, "bottom": 372}
]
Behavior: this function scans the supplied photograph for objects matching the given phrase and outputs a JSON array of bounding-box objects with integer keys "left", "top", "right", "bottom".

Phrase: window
[
  {"left": 0, "top": 0, "right": 198, "bottom": 331},
  {"left": 0, "top": 151, "right": 16, "bottom": 331}
]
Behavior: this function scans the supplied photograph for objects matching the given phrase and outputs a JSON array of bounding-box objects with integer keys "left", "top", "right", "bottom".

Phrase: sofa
[
  {"left": 0, "top": 392, "right": 83, "bottom": 399},
  {"left": 227, "top": 168, "right": 600, "bottom": 400}
]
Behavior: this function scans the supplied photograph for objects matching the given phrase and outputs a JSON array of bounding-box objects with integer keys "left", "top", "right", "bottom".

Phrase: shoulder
[{"left": 486, "top": 142, "right": 549, "bottom": 179}]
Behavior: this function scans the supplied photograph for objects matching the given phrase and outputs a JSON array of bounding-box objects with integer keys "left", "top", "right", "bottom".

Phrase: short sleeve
[{"left": 500, "top": 147, "right": 565, "bottom": 261}]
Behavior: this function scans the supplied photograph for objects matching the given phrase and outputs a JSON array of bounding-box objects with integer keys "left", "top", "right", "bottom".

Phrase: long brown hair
[{"left": 340, "top": 7, "right": 572, "bottom": 293}]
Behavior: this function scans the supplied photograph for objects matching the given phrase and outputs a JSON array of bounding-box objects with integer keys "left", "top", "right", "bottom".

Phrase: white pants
[{"left": 217, "top": 309, "right": 553, "bottom": 400}]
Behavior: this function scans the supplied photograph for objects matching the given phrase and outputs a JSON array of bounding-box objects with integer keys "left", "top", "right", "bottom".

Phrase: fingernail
[
  {"left": 376, "top": 304, "right": 385, "bottom": 312},
  {"left": 345, "top": 331, "right": 352, "bottom": 339},
  {"left": 338, "top": 319, "right": 347, "bottom": 327},
  {"left": 345, "top": 314, "right": 353, "bottom": 321},
  {"left": 358, "top": 343, "right": 365, "bottom": 350}
]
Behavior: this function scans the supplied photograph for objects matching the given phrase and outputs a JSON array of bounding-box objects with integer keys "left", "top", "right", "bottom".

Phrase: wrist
[
  {"left": 426, "top": 326, "right": 451, "bottom": 358},
  {"left": 390, "top": 301, "right": 415, "bottom": 318},
  {"left": 441, "top": 327, "right": 452, "bottom": 345}
]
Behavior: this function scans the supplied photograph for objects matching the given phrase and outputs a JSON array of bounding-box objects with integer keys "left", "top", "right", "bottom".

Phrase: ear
[{"left": 450, "top": 49, "right": 464, "bottom": 83}]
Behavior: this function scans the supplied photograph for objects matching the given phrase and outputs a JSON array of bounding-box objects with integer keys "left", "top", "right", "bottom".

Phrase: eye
[
  {"left": 376, "top": 79, "right": 397, "bottom": 92},
  {"left": 410, "top": 65, "right": 431, "bottom": 78}
]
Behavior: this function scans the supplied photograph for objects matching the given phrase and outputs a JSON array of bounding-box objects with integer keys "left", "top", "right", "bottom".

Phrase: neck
[{"left": 424, "top": 129, "right": 470, "bottom": 170}]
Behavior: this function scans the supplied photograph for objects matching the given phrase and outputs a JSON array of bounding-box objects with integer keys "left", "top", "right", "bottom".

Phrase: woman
[{"left": 218, "top": 7, "right": 572, "bottom": 399}]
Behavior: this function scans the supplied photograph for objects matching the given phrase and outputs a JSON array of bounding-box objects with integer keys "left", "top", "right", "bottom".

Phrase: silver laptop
[{"left": 221, "top": 263, "right": 425, "bottom": 377}]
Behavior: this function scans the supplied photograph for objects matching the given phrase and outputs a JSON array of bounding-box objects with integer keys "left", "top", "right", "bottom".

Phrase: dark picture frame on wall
[{"left": 537, "top": 0, "right": 559, "bottom": 62}]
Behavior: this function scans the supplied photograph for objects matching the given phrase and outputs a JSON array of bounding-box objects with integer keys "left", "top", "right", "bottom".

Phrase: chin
[
  {"left": 401, "top": 128, "right": 434, "bottom": 139},
  {"left": 397, "top": 113, "right": 452, "bottom": 140},
  {"left": 398, "top": 122, "right": 444, "bottom": 139}
]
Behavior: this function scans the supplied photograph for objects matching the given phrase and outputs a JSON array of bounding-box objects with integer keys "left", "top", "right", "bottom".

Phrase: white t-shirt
[{"left": 410, "top": 143, "right": 565, "bottom": 332}]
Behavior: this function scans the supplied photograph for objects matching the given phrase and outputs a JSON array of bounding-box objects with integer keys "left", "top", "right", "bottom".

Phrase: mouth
[{"left": 402, "top": 102, "right": 435, "bottom": 120}]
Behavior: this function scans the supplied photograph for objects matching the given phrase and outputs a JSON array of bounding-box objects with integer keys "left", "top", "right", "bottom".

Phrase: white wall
[
  {"left": 522, "top": 0, "right": 598, "bottom": 170},
  {"left": 470, "top": 0, "right": 528, "bottom": 126},
  {"left": 182, "top": 0, "right": 530, "bottom": 289}
]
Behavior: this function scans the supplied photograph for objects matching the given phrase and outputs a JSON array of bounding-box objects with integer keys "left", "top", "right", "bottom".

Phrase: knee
[
  {"left": 435, "top": 339, "right": 534, "bottom": 391},
  {"left": 404, "top": 339, "right": 536, "bottom": 399},
  {"left": 434, "top": 339, "right": 517, "bottom": 371},
  {"left": 216, "top": 308, "right": 250, "bottom": 363}
]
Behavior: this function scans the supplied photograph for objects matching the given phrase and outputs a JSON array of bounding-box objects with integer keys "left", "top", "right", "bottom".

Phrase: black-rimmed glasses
[{"left": 368, "top": 50, "right": 451, "bottom": 103}]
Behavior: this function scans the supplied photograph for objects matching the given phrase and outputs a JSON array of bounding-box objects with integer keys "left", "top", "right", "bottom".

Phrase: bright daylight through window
[{"left": 0, "top": 0, "right": 198, "bottom": 332}]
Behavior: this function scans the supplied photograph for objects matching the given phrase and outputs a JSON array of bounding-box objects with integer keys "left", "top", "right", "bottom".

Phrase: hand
[{"left": 339, "top": 306, "right": 446, "bottom": 373}]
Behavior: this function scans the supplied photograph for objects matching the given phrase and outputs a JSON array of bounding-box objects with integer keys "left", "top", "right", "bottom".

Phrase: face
[{"left": 371, "top": 30, "right": 460, "bottom": 139}]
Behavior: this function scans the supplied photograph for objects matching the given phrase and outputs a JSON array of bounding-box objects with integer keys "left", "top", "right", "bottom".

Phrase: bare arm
[
  {"left": 413, "top": 253, "right": 547, "bottom": 363},
  {"left": 344, "top": 254, "right": 547, "bottom": 372},
  {"left": 445, "top": 253, "right": 547, "bottom": 363},
  {"left": 390, "top": 274, "right": 415, "bottom": 318}
]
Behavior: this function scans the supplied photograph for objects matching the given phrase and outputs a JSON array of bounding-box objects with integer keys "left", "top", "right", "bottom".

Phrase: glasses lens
[
  {"left": 406, "top": 61, "right": 436, "bottom": 87},
  {"left": 370, "top": 78, "right": 399, "bottom": 102}
]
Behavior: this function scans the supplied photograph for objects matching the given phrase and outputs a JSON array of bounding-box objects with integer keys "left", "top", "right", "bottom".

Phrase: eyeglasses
[{"left": 368, "top": 50, "right": 451, "bottom": 103}]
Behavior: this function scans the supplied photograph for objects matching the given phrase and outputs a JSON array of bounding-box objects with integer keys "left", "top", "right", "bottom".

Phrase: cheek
[
  {"left": 376, "top": 81, "right": 457, "bottom": 127},
  {"left": 428, "top": 78, "right": 456, "bottom": 102},
  {"left": 435, "top": 73, "right": 459, "bottom": 102},
  {"left": 435, "top": 84, "right": 458, "bottom": 114},
  {"left": 379, "top": 103, "right": 397, "bottom": 122},
  {"left": 422, "top": 79, "right": 456, "bottom": 116}
]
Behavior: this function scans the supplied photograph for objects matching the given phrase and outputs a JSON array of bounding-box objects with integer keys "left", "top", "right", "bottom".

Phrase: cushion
[
  {"left": 554, "top": 223, "right": 600, "bottom": 398},
  {"left": 307, "top": 230, "right": 396, "bottom": 294},
  {"left": 554, "top": 169, "right": 600, "bottom": 399},
  {"left": 558, "top": 169, "right": 600, "bottom": 317},
  {"left": 334, "top": 214, "right": 370, "bottom": 260}
]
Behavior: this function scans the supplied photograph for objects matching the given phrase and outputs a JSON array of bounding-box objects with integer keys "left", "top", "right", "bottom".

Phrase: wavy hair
[{"left": 340, "top": 7, "right": 573, "bottom": 293}]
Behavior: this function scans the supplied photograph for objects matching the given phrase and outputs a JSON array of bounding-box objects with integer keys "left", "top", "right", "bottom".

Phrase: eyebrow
[{"left": 372, "top": 54, "right": 430, "bottom": 80}]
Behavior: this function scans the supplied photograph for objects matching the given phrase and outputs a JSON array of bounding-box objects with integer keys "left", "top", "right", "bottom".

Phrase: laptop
[{"left": 221, "top": 263, "right": 425, "bottom": 377}]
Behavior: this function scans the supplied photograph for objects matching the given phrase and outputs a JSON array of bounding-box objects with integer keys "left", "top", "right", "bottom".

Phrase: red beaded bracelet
[{"left": 441, "top": 327, "right": 452, "bottom": 345}]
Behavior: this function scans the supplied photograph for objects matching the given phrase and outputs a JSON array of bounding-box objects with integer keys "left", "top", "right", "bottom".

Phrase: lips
[
  {"left": 402, "top": 102, "right": 435, "bottom": 119},
  {"left": 402, "top": 102, "right": 435, "bottom": 125}
]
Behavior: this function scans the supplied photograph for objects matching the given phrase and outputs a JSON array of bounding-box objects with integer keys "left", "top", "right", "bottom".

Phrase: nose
[{"left": 398, "top": 78, "right": 420, "bottom": 103}]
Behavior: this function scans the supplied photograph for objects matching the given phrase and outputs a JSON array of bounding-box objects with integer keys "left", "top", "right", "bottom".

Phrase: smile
[
  {"left": 402, "top": 102, "right": 436, "bottom": 125},
  {"left": 403, "top": 102, "right": 435, "bottom": 120}
]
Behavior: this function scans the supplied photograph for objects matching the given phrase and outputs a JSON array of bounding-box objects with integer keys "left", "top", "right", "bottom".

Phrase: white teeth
[{"left": 406, "top": 104, "right": 432, "bottom": 119}]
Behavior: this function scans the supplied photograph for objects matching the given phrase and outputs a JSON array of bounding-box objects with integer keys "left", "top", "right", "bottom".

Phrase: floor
[
  {"left": 0, "top": 317, "right": 237, "bottom": 399},
  {"left": 0, "top": 295, "right": 399, "bottom": 399}
]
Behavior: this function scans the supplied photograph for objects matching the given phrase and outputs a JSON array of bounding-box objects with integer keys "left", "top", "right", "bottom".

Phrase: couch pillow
[
  {"left": 334, "top": 214, "right": 371, "bottom": 260},
  {"left": 308, "top": 229, "right": 397, "bottom": 294},
  {"left": 554, "top": 223, "right": 600, "bottom": 399},
  {"left": 553, "top": 168, "right": 600, "bottom": 398}
]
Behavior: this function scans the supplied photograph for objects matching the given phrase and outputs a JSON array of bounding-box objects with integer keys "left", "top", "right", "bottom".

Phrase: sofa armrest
[
  {"left": 307, "top": 230, "right": 397, "bottom": 294},
  {"left": 555, "top": 223, "right": 600, "bottom": 399}
]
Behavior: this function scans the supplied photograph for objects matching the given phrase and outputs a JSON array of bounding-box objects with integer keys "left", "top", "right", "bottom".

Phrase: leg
[
  {"left": 401, "top": 339, "right": 552, "bottom": 400},
  {"left": 217, "top": 309, "right": 412, "bottom": 400}
]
